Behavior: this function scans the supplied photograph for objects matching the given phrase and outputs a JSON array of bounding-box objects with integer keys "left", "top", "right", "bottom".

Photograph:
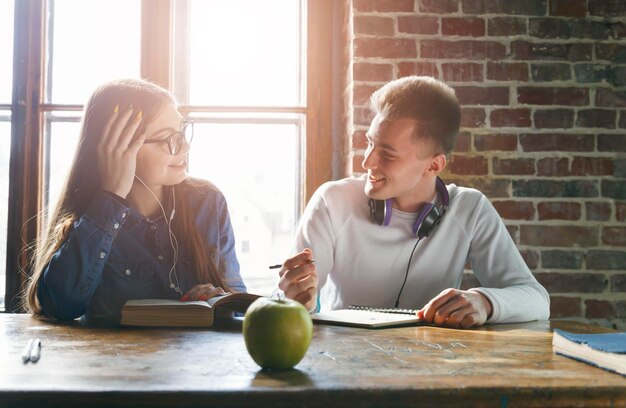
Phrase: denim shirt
[{"left": 37, "top": 182, "right": 246, "bottom": 322}]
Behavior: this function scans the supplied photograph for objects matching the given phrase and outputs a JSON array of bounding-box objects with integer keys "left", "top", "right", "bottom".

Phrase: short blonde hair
[{"left": 370, "top": 76, "right": 461, "bottom": 156}]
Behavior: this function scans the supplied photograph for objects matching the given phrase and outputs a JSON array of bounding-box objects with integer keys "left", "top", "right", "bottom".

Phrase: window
[
  {"left": 0, "top": 0, "right": 15, "bottom": 308},
  {"left": 4, "top": 1, "right": 333, "bottom": 311}
]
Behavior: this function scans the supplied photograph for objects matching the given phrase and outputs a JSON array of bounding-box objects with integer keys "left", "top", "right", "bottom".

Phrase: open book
[
  {"left": 552, "top": 329, "right": 626, "bottom": 376},
  {"left": 121, "top": 292, "right": 260, "bottom": 328},
  {"left": 312, "top": 305, "right": 423, "bottom": 329}
]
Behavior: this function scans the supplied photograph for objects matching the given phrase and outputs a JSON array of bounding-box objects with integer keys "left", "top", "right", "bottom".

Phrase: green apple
[{"left": 243, "top": 297, "right": 313, "bottom": 371}]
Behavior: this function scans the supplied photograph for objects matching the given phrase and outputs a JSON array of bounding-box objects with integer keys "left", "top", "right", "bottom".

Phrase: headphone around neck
[{"left": 368, "top": 176, "right": 449, "bottom": 239}]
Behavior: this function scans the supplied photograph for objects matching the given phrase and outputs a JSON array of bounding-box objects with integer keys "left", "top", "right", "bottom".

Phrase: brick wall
[{"left": 345, "top": 0, "right": 626, "bottom": 329}]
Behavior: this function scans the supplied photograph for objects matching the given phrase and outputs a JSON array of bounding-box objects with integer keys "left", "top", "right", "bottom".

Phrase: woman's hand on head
[
  {"left": 277, "top": 248, "right": 318, "bottom": 312},
  {"left": 180, "top": 283, "right": 228, "bottom": 302},
  {"left": 97, "top": 105, "right": 147, "bottom": 199}
]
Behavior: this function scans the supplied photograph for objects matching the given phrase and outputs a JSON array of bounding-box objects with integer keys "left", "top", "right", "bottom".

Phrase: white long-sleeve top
[{"left": 295, "top": 175, "right": 550, "bottom": 324}]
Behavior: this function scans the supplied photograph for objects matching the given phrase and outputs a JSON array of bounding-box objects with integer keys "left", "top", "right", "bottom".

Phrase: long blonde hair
[{"left": 25, "top": 79, "right": 229, "bottom": 314}]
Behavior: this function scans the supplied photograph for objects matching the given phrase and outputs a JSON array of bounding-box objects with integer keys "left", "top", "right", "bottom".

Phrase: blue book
[{"left": 552, "top": 329, "right": 626, "bottom": 376}]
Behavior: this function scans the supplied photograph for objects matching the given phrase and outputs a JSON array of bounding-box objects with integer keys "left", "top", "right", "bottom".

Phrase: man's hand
[
  {"left": 417, "top": 288, "right": 492, "bottom": 328},
  {"left": 277, "top": 249, "right": 318, "bottom": 312}
]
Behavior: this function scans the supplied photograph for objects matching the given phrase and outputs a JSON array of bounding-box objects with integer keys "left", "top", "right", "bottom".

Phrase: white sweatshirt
[{"left": 295, "top": 175, "right": 550, "bottom": 324}]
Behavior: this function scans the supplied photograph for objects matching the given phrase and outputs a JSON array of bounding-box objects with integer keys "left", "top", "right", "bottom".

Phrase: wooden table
[{"left": 1, "top": 314, "right": 625, "bottom": 407}]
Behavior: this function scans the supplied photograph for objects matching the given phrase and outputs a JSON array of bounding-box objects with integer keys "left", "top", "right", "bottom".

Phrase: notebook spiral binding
[{"left": 348, "top": 305, "right": 418, "bottom": 316}]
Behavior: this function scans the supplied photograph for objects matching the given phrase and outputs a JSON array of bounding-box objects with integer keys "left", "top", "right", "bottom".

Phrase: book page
[{"left": 312, "top": 309, "right": 422, "bottom": 328}]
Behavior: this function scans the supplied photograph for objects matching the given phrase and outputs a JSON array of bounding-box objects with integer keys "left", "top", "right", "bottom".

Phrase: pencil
[{"left": 268, "top": 260, "right": 315, "bottom": 269}]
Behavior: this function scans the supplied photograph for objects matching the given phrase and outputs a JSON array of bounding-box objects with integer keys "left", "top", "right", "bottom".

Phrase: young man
[{"left": 278, "top": 76, "right": 549, "bottom": 328}]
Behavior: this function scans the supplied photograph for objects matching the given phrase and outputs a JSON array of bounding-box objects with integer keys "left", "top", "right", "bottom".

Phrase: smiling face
[
  {"left": 362, "top": 115, "right": 445, "bottom": 212},
  {"left": 135, "top": 102, "right": 189, "bottom": 187}
]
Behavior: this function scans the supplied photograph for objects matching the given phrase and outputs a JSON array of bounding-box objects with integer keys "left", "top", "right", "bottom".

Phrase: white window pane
[
  {"left": 188, "top": 120, "right": 301, "bottom": 295},
  {"left": 186, "top": 0, "right": 304, "bottom": 106},
  {"left": 0, "top": 114, "right": 11, "bottom": 307},
  {"left": 47, "top": 116, "right": 81, "bottom": 213},
  {"left": 50, "top": 0, "right": 141, "bottom": 104},
  {"left": 0, "top": 0, "right": 14, "bottom": 103}
]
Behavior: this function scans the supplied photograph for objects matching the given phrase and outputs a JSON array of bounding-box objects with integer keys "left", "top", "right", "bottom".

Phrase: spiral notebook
[{"left": 311, "top": 305, "right": 423, "bottom": 329}]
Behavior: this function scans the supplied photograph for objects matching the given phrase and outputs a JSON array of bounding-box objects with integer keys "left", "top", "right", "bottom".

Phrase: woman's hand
[
  {"left": 277, "top": 249, "right": 318, "bottom": 312},
  {"left": 97, "top": 105, "right": 146, "bottom": 198},
  {"left": 417, "top": 288, "right": 493, "bottom": 329},
  {"left": 180, "top": 283, "right": 229, "bottom": 302}
]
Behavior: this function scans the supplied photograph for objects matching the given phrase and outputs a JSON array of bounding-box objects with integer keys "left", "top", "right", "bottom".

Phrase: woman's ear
[{"left": 427, "top": 153, "right": 447, "bottom": 175}]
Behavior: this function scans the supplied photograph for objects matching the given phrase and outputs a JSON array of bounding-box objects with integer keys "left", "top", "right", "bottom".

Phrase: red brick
[
  {"left": 533, "top": 109, "right": 574, "bottom": 129},
  {"left": 596, "top": 44, "right": 626, "bottom": 63},
  {"left": 353, "top": 84, "right": 379, "bottom": 106},
  {"left": 490, "top": 109, "right": 531, "bottom": 127},
  {"left": 537, "top": 202, "right": 581, "bottom": 220},
  {"left": 585, "top": 201, "right": 611, "bottom": 221},
  {"left": 455, "top": 86, "right": 509, "bottom": 106},
  {"left": 517, "top": 87, "right": 589, "bottom": 106},
  {"left": 352, "top": 130, "right": 367, "bottom": 150},
  {"left": 576, "top": 109, "right": 617, "bottom": 128},
  {"left": 598, "top": 134, "right": 626, "bottom": 152},
  {"left": 588, "top": 0, "right": 626, "bottom": 17},
  {"left": 353, "top": 155, "right": 365, "bottom": 173},
  {"left": 460, "top": 108, "right": 486, "bottom": 128},
  {"left": 354, "top": 107, "right": 375, "bottom": 126},
  {"left": 486, "top": 62, "right": 529, "bottom": 81},
  {"left": 537, "top": 273, "right": 606, "bottom": 293},
  {"left": 529, "top": 18, "right": 571, "bottom": 39},
  {"left": 585, "top": 300, "right": 614, "bottom": 319},
  {"left": 505, "top": 225, "right": 518, "bottom": 242},
  {"left": 354, "top": 38, "right": 416, "bottom": 59},
  {"left": 617, "top": 202, "right": 626, "bottom": 222},
  {"left": 571, "top": 157, "right": 614, "bottom": 176},
  {"left": 521, "top": 133, "right": 594, "bottom": 152},
  {"left": 493, "top": 158, "right": 535, "bottom": 175},
  {"left": 620, "top": 110, "right": 626, "bottom": 129},
  {"left": 596, "top": 88, "right": 626, "bottom": 108},
  {"left": 454, "top": 131, "right": 471, "bottom": 152},
  {"left": 550, "top": 296, "right": 582, "bottom": 318},
  {"left": 420, "top": 40, "right": 506, "bottom": 60},
  {"left": 397, "top": 62, "right": 438, "bottom": 79},
  {"left": 462, "top": 0, "right": 547, "bottom": 15},
  {"left": 492, "top": 200, "right": 535, "bottom": 220},
  {"left": 441, "top": 63, "right": 483, "bottom": 82},
  {"left": 442, "top": 17, "right": 485, "bottom": 37},
  {"left": 511, "top": 41, "right": 592, "bottom": 61},
  {"left": 354, "top": 16, "right": 395, "bottom": 36},
  {"left": 353, "top": 63, "right": 393, "bottom": 82},
  {"left": 418, "top": 0, "right": 459, "bottom": 13},
  {"left": 444, "top": 177, "right": 510, "bottom": 198},
  {"left": 448, "top": 155, "right": 488, "bottom": 175},
  {"left": 397, "top": 16, "right": 439, "bottom": 35},
  {"left": 520, "top": 249, "right": 540, "bottom": 269},
  {"left": 537, "top": 157, "right": 569, "bottom": 176},
  {"left": 474, "top": 134, "right": 518, "bottom": 151},
  {"left": 487, "top": 17, "right": 527, "bottom": 36},
  {"left": 354, "top": 0, "right": 414, "bottom": 13},
  {"left": 602, "top": 227, "right": 626, "bottom": 246},
  {"left": 549, "top": 0, "right": 588, "bottom": 16},
  {"left": 520, "top": 225, "right": 598, "bottom": 246}
]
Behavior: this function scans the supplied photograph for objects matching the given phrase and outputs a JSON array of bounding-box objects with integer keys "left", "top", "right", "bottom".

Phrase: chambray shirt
[{"left": 37, "top": 183, "right": 246, "bottom": 322}]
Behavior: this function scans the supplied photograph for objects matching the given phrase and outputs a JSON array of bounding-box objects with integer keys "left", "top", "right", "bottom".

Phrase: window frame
[{"left": 3, "top": 0, "right": 335, "bottom": 312}]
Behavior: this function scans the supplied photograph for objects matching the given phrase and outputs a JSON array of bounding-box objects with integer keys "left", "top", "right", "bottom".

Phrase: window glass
[
  {"left": 0, "top": 0, "right": 14, "bottom": 103},
  {"left": 0, "top": 114, "right": 10, "bottom": 308},
  {"left": 46, "top": 114, "right": 81, "bottom": 214},
  {"left": 49, "top": 0, "right": 140, "bottom": 104},
  {"left": 187, "top": 118, "right": 301, "bottom": 294},
  {"left": 187, "top": 0, "right": 303, "bottom": 106}
]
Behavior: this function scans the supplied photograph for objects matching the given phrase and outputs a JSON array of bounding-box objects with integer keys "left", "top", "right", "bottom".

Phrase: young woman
[{"left": 24, "top": 78, "right": 246, "bottom": 322}]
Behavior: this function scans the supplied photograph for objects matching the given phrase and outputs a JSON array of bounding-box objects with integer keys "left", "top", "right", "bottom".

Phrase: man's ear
[{"left": 427, "top": 153, "right": 447, "bottom": 176}]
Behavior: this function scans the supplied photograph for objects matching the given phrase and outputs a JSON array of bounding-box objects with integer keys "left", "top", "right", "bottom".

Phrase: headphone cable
[{"left": 394, "top": 237, "right": 422, "bottom": 309}]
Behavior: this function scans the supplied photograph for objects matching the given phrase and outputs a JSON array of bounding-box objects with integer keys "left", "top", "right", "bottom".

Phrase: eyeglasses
[{"left": 144, "top": 121, "right": 194, "bottom": 155}]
